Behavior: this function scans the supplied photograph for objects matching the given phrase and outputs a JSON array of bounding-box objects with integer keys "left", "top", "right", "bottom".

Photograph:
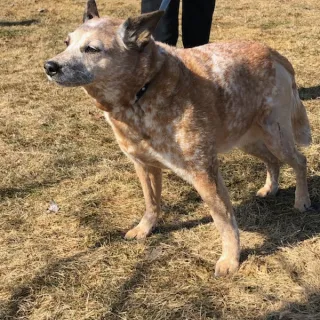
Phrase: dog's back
[{"left": 155, "top": 40, "right": 311, "bottom": 153}]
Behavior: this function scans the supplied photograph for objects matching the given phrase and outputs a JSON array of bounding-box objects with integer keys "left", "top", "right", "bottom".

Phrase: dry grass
[{"left": 1, "top": 0, "right": 320, "bottom": 319}]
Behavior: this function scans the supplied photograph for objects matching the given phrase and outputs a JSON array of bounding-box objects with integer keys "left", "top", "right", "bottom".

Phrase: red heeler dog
[{"left": 44, "top": 0, "right": 312, "bottom": 276}]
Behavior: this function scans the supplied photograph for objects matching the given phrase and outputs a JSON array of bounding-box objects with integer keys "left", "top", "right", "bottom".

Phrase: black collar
[{"left": 134, "top": 81, "right": 151, "bottom": 104}]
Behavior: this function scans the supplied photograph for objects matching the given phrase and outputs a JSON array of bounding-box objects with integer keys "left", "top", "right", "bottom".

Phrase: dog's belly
[{"left": 216, "top": 124, "right": 263, "bottom": 153}]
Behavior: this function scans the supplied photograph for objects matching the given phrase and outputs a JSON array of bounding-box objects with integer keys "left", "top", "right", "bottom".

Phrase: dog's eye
[
  {"left": 64, "top": 39, "right": 70, "bottom": 47},
  {"left": 85, "top": 46, "right": 101, "bottom": 53}
]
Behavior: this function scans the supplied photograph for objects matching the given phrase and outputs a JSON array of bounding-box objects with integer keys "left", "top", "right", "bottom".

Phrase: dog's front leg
[
  {"left": 125, "top": 161, "right": 162, "bottom": 240},
  {"left": 192, "top": 168, "right": 240, "bottom": 277}
]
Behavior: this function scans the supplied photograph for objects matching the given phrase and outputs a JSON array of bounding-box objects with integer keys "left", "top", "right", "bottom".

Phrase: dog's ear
[
  {"left": 83, "top": 0, "right": 100, "bottom": 22},
  {"left": 118, "top": 11, "right": 164, "bottom": 51}
]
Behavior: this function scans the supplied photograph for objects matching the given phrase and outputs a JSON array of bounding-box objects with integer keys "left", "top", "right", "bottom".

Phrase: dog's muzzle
[{"left": 44, "top": 61, "right": 61, "bottom": 77}]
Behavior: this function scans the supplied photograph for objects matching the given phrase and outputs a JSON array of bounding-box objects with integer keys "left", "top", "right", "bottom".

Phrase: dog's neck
[{"left": 84, "top": 43, "right": 183, "bottom": 114}]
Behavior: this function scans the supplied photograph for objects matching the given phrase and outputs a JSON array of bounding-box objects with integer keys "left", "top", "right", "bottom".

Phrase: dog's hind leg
[
  {"left": 241, "top": 141, "right": 280, "bottom": 197},
  {"left": 125, "top": 161, "right": 162, "bottom": 240},
  {"left": 192, "top": 165, "right": 240, "bottom": 277},
  {"left": 260, "top": 118, "right": 311, "bottom": 212}
]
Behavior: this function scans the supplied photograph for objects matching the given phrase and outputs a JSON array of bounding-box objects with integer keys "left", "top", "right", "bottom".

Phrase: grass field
[{"left": 1, "top": 0, "right": 320, "bottom": 319}]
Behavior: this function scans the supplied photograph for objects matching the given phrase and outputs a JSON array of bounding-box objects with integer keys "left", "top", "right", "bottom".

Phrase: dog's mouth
[
  {"left": 45, "top": 73, "right": 70, "bottom": 86},
  {"left": 45, "top": 70, "right": 93, "bottom": 87},
  {"left": 46, "top": 74, "right": 61, "bottom": 84}
]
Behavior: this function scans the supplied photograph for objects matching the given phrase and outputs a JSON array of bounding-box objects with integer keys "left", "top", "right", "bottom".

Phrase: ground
[{"left": 0, "top": 0, "right": 320, "bottom": 319}]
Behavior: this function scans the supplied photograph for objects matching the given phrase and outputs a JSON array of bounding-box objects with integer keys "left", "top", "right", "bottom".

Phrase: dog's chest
[{"left": 104, "top": 109, "right": 178, "bottom": 168}]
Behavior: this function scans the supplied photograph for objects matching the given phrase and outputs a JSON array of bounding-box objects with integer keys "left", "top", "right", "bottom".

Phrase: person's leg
[
  {"left": 141, "top": 0, "right": 180, "bottom": 46},
  {"left": 182, "top": 0, "right": 216, "bottom": 48}
]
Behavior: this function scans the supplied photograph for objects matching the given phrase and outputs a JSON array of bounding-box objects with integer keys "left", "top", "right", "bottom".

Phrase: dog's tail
[
  {"left": 291, "top": 88, "right": 312, "bottom": 146},
  {"left": 271, "top": 50, "right": 312, "bottom": 146}
]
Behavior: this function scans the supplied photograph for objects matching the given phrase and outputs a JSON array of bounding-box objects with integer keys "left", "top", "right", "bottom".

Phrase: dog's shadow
[
  {"left": 2, "top": 175, "right": 319, "bottom": 320},
  {"left": 237, "top": 175, "right": 320, "bottom": 260},
  {"left": 264, "top": 291, "right": 320, "bottom": 319},
  {"left": 103, "top": 174, "right": 320, "bottom": 318},
  {"left": 154, "top": 174, "right": 320, "bottom": 260}
]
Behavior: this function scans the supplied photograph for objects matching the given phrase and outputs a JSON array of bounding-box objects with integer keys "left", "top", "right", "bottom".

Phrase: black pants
[{"left": 141, "top": 0, "right": 216, "bottom": 48}]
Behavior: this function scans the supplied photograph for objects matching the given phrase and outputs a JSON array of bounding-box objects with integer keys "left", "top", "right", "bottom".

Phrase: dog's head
[{"left": 44, "top": 0, "right": 164, "bottom": 87}]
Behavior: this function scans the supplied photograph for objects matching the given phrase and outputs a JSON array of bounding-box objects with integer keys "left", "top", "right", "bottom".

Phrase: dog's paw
[
  {"left": 124, "top": 225, "right": 151, "bottom": 240},
  {"left": 256, "top": 185, "right": 278, "bottom": 198},
  {"left": 294, "top": 197, "right": 312, "bottom": 212},
  {"left": 214, "top": 256, "right": 239, "bottom": 277}
]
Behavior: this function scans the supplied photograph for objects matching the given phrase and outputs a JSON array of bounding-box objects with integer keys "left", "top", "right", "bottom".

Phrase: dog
[{"left": 44, "top": 0, "right": 312, "bottom": 276}]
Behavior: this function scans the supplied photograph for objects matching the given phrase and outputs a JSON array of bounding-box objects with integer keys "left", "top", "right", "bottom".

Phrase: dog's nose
[{"left": 44, "top": 61, "right": 61, "bottom": 76}]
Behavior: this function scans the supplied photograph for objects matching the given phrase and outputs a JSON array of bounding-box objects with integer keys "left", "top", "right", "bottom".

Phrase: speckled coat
[{"left": 45, "top": 1, "right": 312, "bottom": 276}]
